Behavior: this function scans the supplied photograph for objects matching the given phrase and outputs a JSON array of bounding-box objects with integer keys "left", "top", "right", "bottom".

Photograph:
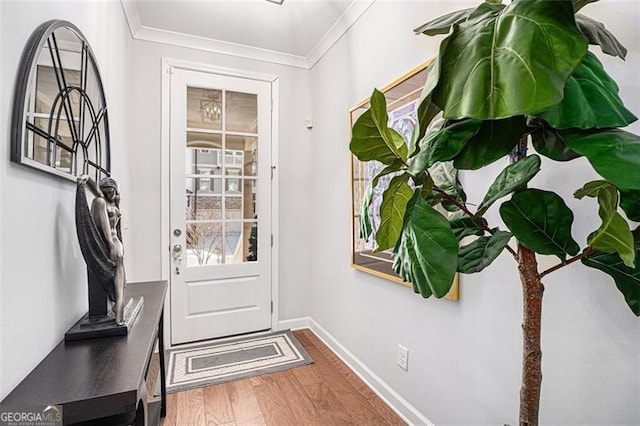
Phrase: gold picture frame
[{"left": 350, "top": 60, "right": 459, "bottom": 301}]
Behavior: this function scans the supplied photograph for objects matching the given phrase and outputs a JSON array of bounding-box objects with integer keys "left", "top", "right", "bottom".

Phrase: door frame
[{"left": 161, "top": 58, "right": 280, "bottom": 347}]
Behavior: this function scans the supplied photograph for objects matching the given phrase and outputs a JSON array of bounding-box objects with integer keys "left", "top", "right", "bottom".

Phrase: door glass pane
[
  {"left": 225, "top": 172, "right": 241, "bottom": 194},
  {"left": 225, "top": 196, "right": 242, "bottom": 220},
  {"left": 245, "top": 222, "right": 258, "bottom": 262},
  {"left": 187, "top": 132, "right": 222, "bottom": 149},
  {"left": 186, "top": 222, "right": 223, "bottom": 266},
  {"left": 187, "top": 132, "right": 222, "bottom": 175},
  {"left": 227, "top": 135, "right": 257, "bottom": 177},
  {"left": 225, "top": 91, "right": 257, "bottom": 133},
  {"left": 183, "top": 85, "right": 261, "bottom": 266},
  {"left": 224, "top": 222, "right": 257, "bottom": 264},
  {"left": 186, "top": 178, "right": 222, "bottom": 219},
  {"left": 242, "top": 179, "right": 257, "bottom": 219},
  {"left": 224, "top": 222, "right": 242, "bottom": 263},
  {"left": 187, "top": 87, "right": 222, "bottom": 131}
]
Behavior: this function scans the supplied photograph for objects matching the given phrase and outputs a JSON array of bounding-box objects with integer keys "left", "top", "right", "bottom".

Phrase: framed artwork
[{"left": 350, "top": 60, "right": 459, "bottom": 301}]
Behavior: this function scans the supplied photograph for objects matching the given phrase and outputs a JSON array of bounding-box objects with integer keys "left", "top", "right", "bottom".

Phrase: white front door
[{"left": 169, "top": 68, "right": 272, "bottom": 345}]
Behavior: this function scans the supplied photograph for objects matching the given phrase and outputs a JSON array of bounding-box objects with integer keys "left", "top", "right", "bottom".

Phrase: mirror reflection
[{"left": 13, "top": 21, "right": 110, "bottom": 181}]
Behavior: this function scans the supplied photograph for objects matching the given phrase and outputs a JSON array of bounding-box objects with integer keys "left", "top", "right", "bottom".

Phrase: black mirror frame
[{"left": 11, "top": 19, "right": 111, "bottom": 181}]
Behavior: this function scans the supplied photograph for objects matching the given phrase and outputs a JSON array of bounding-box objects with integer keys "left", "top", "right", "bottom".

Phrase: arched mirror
[{"left": 11, "top": 20, "right": 110, "bottom": 181}]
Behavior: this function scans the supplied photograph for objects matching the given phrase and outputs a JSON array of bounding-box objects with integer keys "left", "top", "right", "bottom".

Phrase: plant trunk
[{"left": 518, "top": 243, "right": 544, "bottom": 426}]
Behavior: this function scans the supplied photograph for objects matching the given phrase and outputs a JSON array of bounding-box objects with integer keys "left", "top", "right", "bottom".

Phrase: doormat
[{"left": 156, "top": 330, "right": 313, "bottom": 394}]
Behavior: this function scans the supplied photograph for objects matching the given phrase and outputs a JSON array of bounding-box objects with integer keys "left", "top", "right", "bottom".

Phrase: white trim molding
[
  {"left": 270, "top": 78, "right": 281, "bottom": 333},
  {"left": 120, "top": 0, "right": 141, "bottom": 39},
  {"left": 308, "top": 318, "right": 435, "bottom": 426},
  {"left": 121, "top": 0, "right": 375, "bottom": 70},
  {"left": 136, "top": 26, "right": 309, "bottom": 69},
  {"left": 277, "top": 317, "right": 311, "bottom": 331},
  {"left": 306, "top": 0, "right": 376, "bottom": 68}
]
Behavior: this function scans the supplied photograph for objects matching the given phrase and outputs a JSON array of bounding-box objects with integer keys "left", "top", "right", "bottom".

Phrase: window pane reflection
[
  {"left": 226, "top": 91, "right": 257, "bottom": 133},
  {"left": 187, "top": 87, "right": 222, "bottom": 131},
  {"left": 186, "top": 142, "right": 223, "bottom": 177},
  {"left": 186, "top": 178, "right": 222, "bottom": 218},
  {"left": 224, "top": 222, "right": 258, "bottom": 264},
  {"left": 186, "top": 222, "right": 223, "bottom": 266}
]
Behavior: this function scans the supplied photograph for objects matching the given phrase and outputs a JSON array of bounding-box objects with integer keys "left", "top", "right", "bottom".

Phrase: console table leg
[{"left": 159, "top": 311, "right": 167, "bottom": 418}]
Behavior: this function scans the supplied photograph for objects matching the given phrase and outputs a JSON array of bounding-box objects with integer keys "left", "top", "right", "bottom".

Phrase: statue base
[{"left": 65, "top": 297, "right": 144, "bottom": 342}]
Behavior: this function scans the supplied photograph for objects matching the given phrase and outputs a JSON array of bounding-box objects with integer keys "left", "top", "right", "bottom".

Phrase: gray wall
[
  {"left": 309, "top": 0, "right": 640, "bottom": 424},
  {"left": 0, "top": 1, "right": 132, "bottom": 400}
]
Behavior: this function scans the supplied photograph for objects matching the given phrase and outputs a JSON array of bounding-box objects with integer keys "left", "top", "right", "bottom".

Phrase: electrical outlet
[{"left": 397, "top": 344, "right": 409, "bottom": 371}]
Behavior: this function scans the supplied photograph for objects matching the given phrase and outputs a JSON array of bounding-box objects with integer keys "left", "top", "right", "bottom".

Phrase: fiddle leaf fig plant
[{"left": 349, "top": 0, "right": 639, "bottom": 424}]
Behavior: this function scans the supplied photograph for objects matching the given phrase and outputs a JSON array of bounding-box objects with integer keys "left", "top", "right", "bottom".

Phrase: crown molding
[
  {"left": 306, "top": 0, "right": 375, "bottom": 68},
  {"left": 134, "top": 26, "right": 309, "bottom": 69},
  {"left": 120, "top": 0, "right": 141, "bottom": 39},
  {"left": 120, "top": 0, "right": 375, "bottom": 70}
]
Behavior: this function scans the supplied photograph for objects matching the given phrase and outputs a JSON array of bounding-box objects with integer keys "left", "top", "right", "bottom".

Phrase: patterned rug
[{"left": 156, "top": 330, "right": 313, "bottom": 394}]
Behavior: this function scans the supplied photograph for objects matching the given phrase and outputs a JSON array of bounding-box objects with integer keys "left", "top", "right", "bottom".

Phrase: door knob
[{"left": 173, "top": 244, "right": 183, "bottom": 275}]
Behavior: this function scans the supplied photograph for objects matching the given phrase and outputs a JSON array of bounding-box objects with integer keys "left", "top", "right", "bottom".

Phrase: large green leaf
[
  {"left": 429, "top": 161, "right": 466, "bottom": 210},
  {"left": 573, "top": 180, "right": 616, "bottom": 200},
  {"left": 500, "top": 189, "right": 580, "bottom": 260},
  {"left": 620, "top": 190, "right": 640, "bottom": 222},
  {"left": 359, "top": 186, "right": 373, "bottom": 241},
  {"left": 457, "top": 230, "right": 512, "bottom": 274},
  {"left": 413, "top": 7, "right": 477, "bottom": 36},
  {"left": 448, "top": 211, "right": 486, "bottom": 241},
  {"left": 582, "top": 251, "right": 640, "bottom": 316},
  {"left": 540, "top": 52, "right": 637, "bottom": 129},
  {"left": 529, "top": 118, "right": 581, "bottom": 162},
  {"left": 409, "top": 118, "right": 482, "bottom": 176},
  {"left": 575, "top": 14, "right": 627, "bottom": 59},
  {"left": 409, "top": 45, "right": 447, "bottom": 159},
  {"left": 563, "top": 129, "right": 640, "bottom": 190},
  {"left": 370, "top": 89, "right": 408, "bottom": 160},
  {"left": 375, "top": 174, "right": 413, "bottom": 252},
  {"left": 433, "top": 0, "right": 588, "bottom": 120},
  {"left": 358, "top": 163, "right": 403, "bottom": 240},
  {"left": 393, "top": 193, "right": 458, "bottom": 298},
  {"left": 453, "top": 116, "right": 527, "bottom": 170},
  {"left": 574, "top": 180, "right": 635, "bottom": 267},
  {"left": 477, "top": 155, "right": 541, "bottom": 216},
  {"left": 409, "top": 99, "right": 441, "bottom": 158},
  {"left": 350, "top": 89, "right": 407, "bottom": 165},
  {"left": 350, "top": 109, "right": 398, "bottom": 165},
  {"left": 633, "top": 227, "right": 640, "bottom": 250}
]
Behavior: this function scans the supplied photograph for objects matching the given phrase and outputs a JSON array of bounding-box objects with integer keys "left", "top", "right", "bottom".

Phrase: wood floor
[{"left": 160, "top": 329, "right": 406, "bottom": 426}]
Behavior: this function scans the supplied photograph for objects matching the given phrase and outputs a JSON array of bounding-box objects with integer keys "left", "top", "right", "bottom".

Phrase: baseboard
[
  {"left": 277, "top": 317, "right": 311, "bottom": 331},
  {"left": 308, "top": 318, "right": 434, "bottom": 426}
]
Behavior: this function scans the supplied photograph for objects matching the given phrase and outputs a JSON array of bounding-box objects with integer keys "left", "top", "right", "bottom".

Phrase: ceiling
[{"left": 122, "top": 0, "right": 373, "bottom": 68}]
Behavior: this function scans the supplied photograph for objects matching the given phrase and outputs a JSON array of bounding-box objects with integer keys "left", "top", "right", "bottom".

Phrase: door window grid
[{"left": 186, "top": 87, "right": 258, "bottom": 266}]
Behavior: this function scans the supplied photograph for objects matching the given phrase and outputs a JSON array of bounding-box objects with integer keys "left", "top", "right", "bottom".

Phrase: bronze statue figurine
[{"left": 76, "top": 174, "right": 126, "bottom": 325}]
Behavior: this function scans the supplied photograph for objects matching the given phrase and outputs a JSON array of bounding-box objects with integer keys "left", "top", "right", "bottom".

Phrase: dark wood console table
[{"left": 1, "top": 281, "right": 167, "bottom": 425}]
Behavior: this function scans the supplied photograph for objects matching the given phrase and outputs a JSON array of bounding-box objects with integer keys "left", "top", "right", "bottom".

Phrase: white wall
[
  {"left": 127, "top": 40, "right": 313, "bottom": 321},
  {"left": 0, "top": 1, "right": 132, "bottom": 400},
  {"left": 309, "top": 1, "right": 640, "bottom": 424}
]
